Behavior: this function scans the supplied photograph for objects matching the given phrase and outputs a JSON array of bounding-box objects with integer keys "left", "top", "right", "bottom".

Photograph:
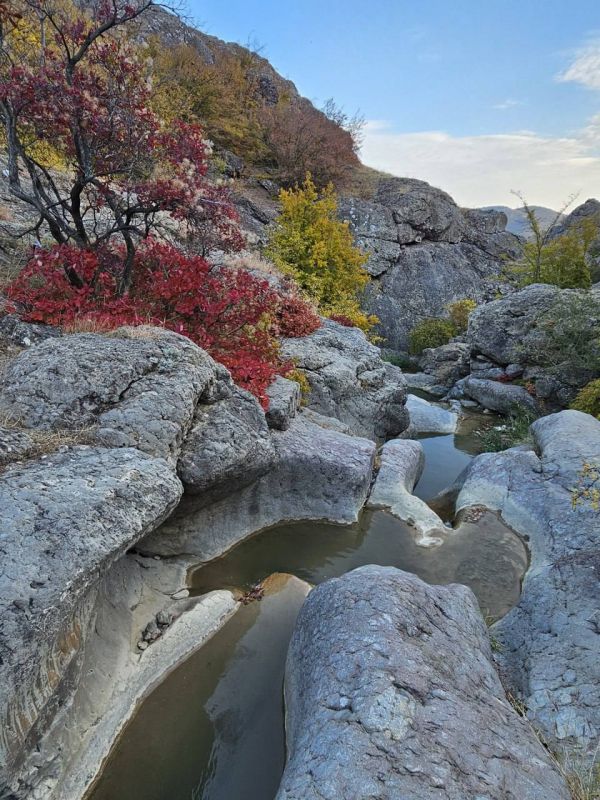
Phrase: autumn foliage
[{"left": 7, "top": 239, "right": 320, "bottom": 404}]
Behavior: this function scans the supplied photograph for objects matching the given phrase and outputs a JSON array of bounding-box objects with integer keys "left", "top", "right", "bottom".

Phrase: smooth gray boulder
[
  {"left": 280, "top": 319, "right": 408, "bottom": 440},
  {"left": 404, "top": 393, "right": 458, "bottom": 435},
  {"left": 177, "top": 385, "right": 276, "bottom": 498},
  {"left": 276, "top": 566, "right": 569, "bottom": 800},
  {"left": 265, "top": 376, "right": 301, "bottom": 430},
  {"left": 142, "top": 416, "right": 376, "bottom": 560},
  {"left": 0, "top": 447, "right": 182, "bottom": 784},
  {"left": 367, "top": 439, "right": 447, "bottom": 545},
  {"left": 461, "top": 375, "right": 539, "bottom": 415},
  {"left": 0, "top": 327, "right": 222, "bottom": 463},
  {"left": 457, "top": 410, "right": 600, "bottom": 758}
]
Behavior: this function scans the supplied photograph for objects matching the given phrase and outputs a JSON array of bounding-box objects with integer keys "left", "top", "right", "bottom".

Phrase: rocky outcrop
[
  {"left": 339, "top": 177, "right": 522, "bottom": 351},
  {"left": 277, "top": 566, "right": 569, "bottom": 800},
  {"left": 419, "top": 340, "right": 470, "bottom": 386},
  {"left": 465, "top": 283, "right": 599, "bottom": 408},
  {"left": 0, "top": 447, "right": 183, "bottom": 789},
  {"left": 265, "top": 376, "right": 301, "bottom": 431},
  {"left": 367, "top": 439, "right": 447, "bottom": 546},
  {"left": 141, "top": 415, "right": 376, "bottom": 560},
  {"left": 280, "top": 319, "right": 408, "bottom": 439},
  {"left": 457, "top": 410, "right": 600, "bottom": 758},
  {"left": 0, "top": 327, "right": 221, "bottom": 464}
]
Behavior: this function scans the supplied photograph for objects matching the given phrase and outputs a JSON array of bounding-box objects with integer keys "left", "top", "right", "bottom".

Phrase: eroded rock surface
[
  {"left": 457, "top": 410, "right": 600, "bottom": 757},
  {"left": 280, "top": 319, "right": 408, "bottom": 440},
  {"left": 0, "top": 447, "right": 182, "bottom": 786},
  {"left": 404, "top": 393, "right": 458, "bottom": 435},
  {"left": 0, "top": 328, "right": 222, "bottom": 463},
  {"left": 277, "top": 566, "right": 569, "bottom": 800}
]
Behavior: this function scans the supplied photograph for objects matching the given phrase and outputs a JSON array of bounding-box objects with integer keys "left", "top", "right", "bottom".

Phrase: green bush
[
  {"left": 448, "top": 298, "right": 477, "bottom": 333},
  {"left": 478, "top": 406, "right": 536, "bottom": 452},
  {"left": 570, "top": 379, "right": 600, "bottom": 419},
  {"left": 409, "top": 318, "right": 456, "bottom": 355}
]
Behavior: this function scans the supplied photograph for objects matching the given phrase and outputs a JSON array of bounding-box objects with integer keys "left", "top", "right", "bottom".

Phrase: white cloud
[
  {"left": 360, "top": 120, "right": 600, "bottom": 208},
  {"left": 492, "top": 98, "right": 525, "bottom": 110},
  {"left": 557, "top": 38, "right": 600, "bottom": 90}
]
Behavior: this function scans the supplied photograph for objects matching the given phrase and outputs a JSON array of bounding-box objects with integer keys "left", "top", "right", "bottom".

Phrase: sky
[{"left": 187, "top": 0, "right": 600, "bottom": 209}]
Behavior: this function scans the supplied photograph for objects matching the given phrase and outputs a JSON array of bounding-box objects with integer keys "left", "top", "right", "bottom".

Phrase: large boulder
[
  {"left": 404, "top": 393, "right": 459, "bottom": 435},
  {"left": 276, "top": 566, "right": 569, "bottom": 800},
  {"left": 460, "top": 376, "right": 540, "bottom": 415},
  {"left": 419, "top": 340, "right": 470, "bottom": 386},
  {"left": 177, "top": 385, "right": 276, "bottom": 499},
  {"left": 280, "top": 319, "right": 408, "bottom": 440},
  {"left": 0, "top": 447, "right": 182, "bottom": 786},
  {"left": 457, "top": 410, "right": 600, "bottom": 758},
  {"left": 466, "top": 284, "right": 599, "bottom": 407},
  {"left": 0, "top": 327, "right": 222, "bottom": 463}
]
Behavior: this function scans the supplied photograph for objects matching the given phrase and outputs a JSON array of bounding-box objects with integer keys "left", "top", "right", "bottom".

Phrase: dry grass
[
  {"left": 220, "top": 249, "right": 279, "bottom": 276},
  {"left": 506, "top": 691, "right": 599, "bottom": 799},
  {"left": 60, "top": 317, "right": 117, "bottom": 335},
  {"left": 0, "top": 410, "right": 96, "bottom": 464}
]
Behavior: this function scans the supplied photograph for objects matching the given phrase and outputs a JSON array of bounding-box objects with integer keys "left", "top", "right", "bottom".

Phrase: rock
[
  {"left": 137, "top": 641, "right": 148, "bottom": 652},
  {"left": 401, "top": 371, "right": 444, "bottom": 394},
  {"left": 265, "top": 376, "right": 301, "bottom": 430},
  {"left": 364, "top": 242, "right": 507, "bottom": 352},
  {"left": 456, "top": 410, "right": 600, "bottom": 758},
  {"left": 0, "top": 425, "right": 33, "bottom": 464},
  {"left": 298, "top": 408, "right": 352, "bottom": 434},
  {"left": 0, "top": 328, "right": 221, "bottom": 463},
  {"left": 367, "top": 439, "right": 447, "bottom": 546},
  {"left": 276, "top": 566, "right": 569, "bottom": 800},
  {"left": 404, "top": 393, "right": 458, "bottom": 435},
  {"left": 280, "top": 319, "right": 408, "bottom": 440},
  {"left": 419, "top": 341, "right": 470, "bottom": 386},
  {"left": 0, "top": 447, "right": 182, "bottom": 783},
  {"left": 177, "top": 385, "right": 276, "bottom": 499},
  {"left": 171, "top": 589, "right": 189, "bottom": 600},
  {"left": 0, "top": 314, "right": 61, "bottom": 347},
  {"left": 462, "top": 376, "right": 539, "bottom": 415},
  {"left": 142, "top": 417, "right": 376, "bottom": 560}
]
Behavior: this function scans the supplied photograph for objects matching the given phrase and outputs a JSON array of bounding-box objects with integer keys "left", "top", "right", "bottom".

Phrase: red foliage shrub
[
  {"left": 7, "top": 240, "right": 319, "bottom": 405},
  {"left": 328, "top": 313, "right": 356, "bottom": 328}
]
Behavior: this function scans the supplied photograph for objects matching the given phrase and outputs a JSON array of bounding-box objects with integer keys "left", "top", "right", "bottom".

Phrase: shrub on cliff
[
  {"left": 7, "top": 240, "right": 320, "bottom": 405},
  {"left": 409, "top": 319, "right": 456, "bottom": 355},
  {"left": 570, "top": 380, "right": 600, "bottom": 419},
  {"left": 266, "top": 176, "right": 375, "bottom": 331},
  {"left": 448, "top": 299, "right": 477, "bottom": 333}
]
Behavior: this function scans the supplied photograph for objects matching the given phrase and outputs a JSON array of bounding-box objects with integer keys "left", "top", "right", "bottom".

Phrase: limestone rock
[
  {"left": 419, "top": 340, "right": 470, "bottom": 386},
  {"left": 457, "top": 410, "right": 600, "bottom": 757},
  {"left": 0, "top": 425, "right": 33, "bottom": 465},
  {"left": 141, "top": 417, "right": 376, "bottom": 560},
  {"left": 367, "top": 439, "right": 447, "bottom": 545},
  {"left": 280, "top": 319, "right": 408, "bottom": 440},
  {"left": 404, "top": 393, "right": 458, "bottom": 435},
  {"left": 0, "top": 447, "right": 182, "bottom": 783},
  {"left": 461, "top": 376, "right": 539, "bottom": 415},
  {"left": 177, "top": 385, "right": 276, "bottom": 498},
  {"left": 265, "top": 376, "right": 301, "bottom": 431},
  {"left": 0, "top": 314, "right": 61, "bottom": 348},
  {"left": 276, "top": 566, "right": 569, "bottom": 800},
  {"left": 0, "top": 328, "right": 220, "bottom": 463}
]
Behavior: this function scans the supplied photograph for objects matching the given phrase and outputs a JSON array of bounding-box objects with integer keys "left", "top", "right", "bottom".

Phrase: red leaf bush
[{"left": 7, "top": 240, "right": 320, "bottom": 406}]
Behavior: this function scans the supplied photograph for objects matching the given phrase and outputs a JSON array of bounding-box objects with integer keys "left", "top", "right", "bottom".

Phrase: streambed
[{"left": 87, "top": 411, "right": 522, "bottom": 800}]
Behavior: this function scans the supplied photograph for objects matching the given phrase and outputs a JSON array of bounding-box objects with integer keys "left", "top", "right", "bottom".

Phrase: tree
[
  {"left": 266, "top": 175, "right": 375, "bottom": 331},
  {"left": 0, "top": 0, "right": 243, "bottom": 295},
  {"left": 263, "top": 102, "right": 360, "bottom": 189}
]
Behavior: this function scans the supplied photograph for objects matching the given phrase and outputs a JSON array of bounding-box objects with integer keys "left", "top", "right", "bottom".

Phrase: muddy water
[
  {"left": 87, "top": 575, "right": 308, "bottom": 800},
  {"left": 87, "top": 409, "right": 521, "bottom": 800}
]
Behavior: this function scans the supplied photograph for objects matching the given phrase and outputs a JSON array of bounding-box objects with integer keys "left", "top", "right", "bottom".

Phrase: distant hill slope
[{"left": 482, "top": 205, "right": 563, "bottom": 239}]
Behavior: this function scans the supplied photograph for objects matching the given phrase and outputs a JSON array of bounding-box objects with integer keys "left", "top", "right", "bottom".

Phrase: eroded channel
[{"left": 87, "top": 414, "right": 525, "bottom": 800}]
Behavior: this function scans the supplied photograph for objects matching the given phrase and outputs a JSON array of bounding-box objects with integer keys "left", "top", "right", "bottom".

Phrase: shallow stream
[{"left": 87, "top": 409, "right": 523, "bottom": 800}]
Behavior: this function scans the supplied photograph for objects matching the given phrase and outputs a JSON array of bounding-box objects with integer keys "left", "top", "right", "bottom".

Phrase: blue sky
[{"left": 188, "top": 0, "right": 600, "bottom": 208}]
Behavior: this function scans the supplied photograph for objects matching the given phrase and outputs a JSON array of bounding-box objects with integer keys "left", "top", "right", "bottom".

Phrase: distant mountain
[{"left": 482, "top": 205, "right": 563, "bottom": 240}]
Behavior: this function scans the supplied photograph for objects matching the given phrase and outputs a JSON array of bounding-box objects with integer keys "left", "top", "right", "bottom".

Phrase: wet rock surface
[
  {"left": 280, "top": 319, "right": 408, "bottom": 440},
  {"left": 457, "top": 410, "right": 600, "bottom": 757},
  {"left": 277, "top": 566, "right": 569, "bottom": 800}
]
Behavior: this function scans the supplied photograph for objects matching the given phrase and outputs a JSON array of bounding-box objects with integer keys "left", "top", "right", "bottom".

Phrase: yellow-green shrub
[
  {"left": 448, "top": 298, "right": 477, "bottom": 333},
  {"left": 570, "top": 379, "right": 600, "bottom": 419},
  {"left": 285, "top": 367, "right": 311, "bottom": 404},
  {"left": 266, "top": 176, "right": 376, "bottom": 332},
  {"left": 409, "top": 318, "right": 456, "bottom": 355}
]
